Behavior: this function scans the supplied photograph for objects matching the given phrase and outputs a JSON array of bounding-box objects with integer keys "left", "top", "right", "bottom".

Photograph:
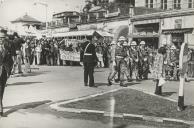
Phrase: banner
[
  {"left": 60, "top": 50, "right": 80, "bottom": 61},
  {"left": 60, "top": 50, "right": 104, "bottom": 63}
]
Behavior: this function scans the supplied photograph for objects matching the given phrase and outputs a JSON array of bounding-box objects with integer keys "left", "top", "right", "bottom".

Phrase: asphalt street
[{"left": 0, "top": 66, "right": 193, "bottom": 128}]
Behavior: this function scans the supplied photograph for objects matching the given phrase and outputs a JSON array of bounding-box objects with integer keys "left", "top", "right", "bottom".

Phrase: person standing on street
[
  {"left": 80, "top": 38, "right": 98, "bottom": 87},
  {"left": 45, "top": 41, "right": 51, "bottom": 65},
  {"left": 0, "top": 29, "right": 13, "bottom": 117},
  {"left": 12, "top": 32, "right": 24, "bottom": 74},
  {"left": 129, "top": 41, "right": 139, "bottom": 80},
  {"left": 153, "top": 47, "right": 167, "bottom": 95},
  {"left": 108, "top": 36, "right": 131, "bottom": 87},
  {"left": 35, "top": 41, "right": 42, "bottom": 65},
  {"left": 138, "top": 41, "right": 149, "bottom": 80},
  {"left": 107, "top": 40, "right": 116, "bottom": 84},
  {"left": 23, "top": 39, "right": 31, "bottom": 73}
]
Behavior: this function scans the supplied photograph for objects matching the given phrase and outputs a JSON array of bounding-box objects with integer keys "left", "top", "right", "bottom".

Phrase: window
[
  {"left": 174, "top": 0, "right": 181, "bottom": 9},
  {"left": 145, "top": 0, "right": 149, "bottom": 7},
  {"left": 174, "top": 0, "right": 177, "bottom": 9},
  {"left": 145, "top": 0, "right": 153, "bottom": 8},
  {"left": 164, "top": 0, "right": 167, "bottom": 9},
  {"left": 161, "top": 0, "right": 164, "bottom": 9},
  {"left": 188, "top": 0, "right": 193, "bottom": 8},
  {"left": 150, "top": 0, "right": 153, "bottom": 8},
  {"left": 178, "top": 0, "right": 181, "bottom": 9},
  {"left": 161, "top": 0, "right": 167, "bottom": 9}
]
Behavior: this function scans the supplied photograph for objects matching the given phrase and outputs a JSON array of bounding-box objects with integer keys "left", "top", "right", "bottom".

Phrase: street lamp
[{"left": 34, "top": 2, "right": 48, "bottom": 30}]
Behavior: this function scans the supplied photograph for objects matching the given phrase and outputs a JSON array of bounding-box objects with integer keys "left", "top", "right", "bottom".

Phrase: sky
[{"left": 0, "top": 0, "right": 85, "bottom": 28}]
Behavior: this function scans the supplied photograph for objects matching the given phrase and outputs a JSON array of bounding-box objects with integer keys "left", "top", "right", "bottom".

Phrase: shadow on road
[
  {"left": 161, "top": 92, "right": 177, "bottom": 97},
  {"left": 22, "top": 71, "right": 50, "bottom": 77},
  {"left": 95, "top": 82, "right": 140, "bottom": 87},
  {"left": 95, "top": 83, "right": 109, "bottom": 87},
  {"left": 3, "top": 100, "right": 52, "bottom": 117},
  {"left": 125, "top": 82, "right": 140, "bottom": 86},
  {"left": 7, "top": 82, "right": 43, "bottom": 86}
]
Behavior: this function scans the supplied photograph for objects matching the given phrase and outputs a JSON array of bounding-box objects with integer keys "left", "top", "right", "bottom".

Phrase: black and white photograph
[{"left": 0, "top": 0, "right": 194, "bottom": 127}]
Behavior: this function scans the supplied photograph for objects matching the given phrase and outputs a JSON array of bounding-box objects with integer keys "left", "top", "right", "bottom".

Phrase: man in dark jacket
[
  {"left": 0, "top": 29, "right": 13, "bottom": 117},
  {"left": 12, "top": 32, "right": 24, "bottom": 74},
  {"left": 80, "top": 38, "right": 98, "bottom": 87}
]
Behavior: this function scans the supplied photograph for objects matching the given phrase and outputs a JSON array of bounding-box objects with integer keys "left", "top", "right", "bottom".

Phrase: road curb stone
[{"left": 49, "top": 87, "right": 194, "bottom": 126}]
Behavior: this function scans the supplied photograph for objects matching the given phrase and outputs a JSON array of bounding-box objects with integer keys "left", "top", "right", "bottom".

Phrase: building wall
[
  {"left": 161, "top": 14, "right": 194, "bottom": 46},
  {"left": 161, "top": 15, "right": 194, "bottom": 30},
  {"left": 135, "top": 0, "right": 146, "bottom": 7},
  {"left": 135, "top": 0, "right": 194, "bottom": 10},
  {"left": 50, "top": 19, "right": 129, "bottom": 34},
  {"left": 11, "top": 22, "right": 37, "bottom": 36}
]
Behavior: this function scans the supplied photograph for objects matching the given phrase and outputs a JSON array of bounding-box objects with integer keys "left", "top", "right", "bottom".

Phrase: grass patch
[{"left": 60, "top": 89, "right": 194, "bottom": 121}]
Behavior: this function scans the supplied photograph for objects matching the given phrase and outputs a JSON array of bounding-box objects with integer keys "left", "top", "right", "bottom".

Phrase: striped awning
[{"left": 162, "top": 28, "right": 193, "bottom": 34}]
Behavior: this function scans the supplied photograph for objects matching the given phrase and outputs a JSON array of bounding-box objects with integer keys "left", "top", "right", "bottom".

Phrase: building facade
[
  {"left": 135, "top": 0, "right": 194, "bottom": 10},
  {"left": 11, "top": 14, "right": 42, "bottom": 36},
  {"left": 129, "top": 0, "right": 194, "bottom": 48}
]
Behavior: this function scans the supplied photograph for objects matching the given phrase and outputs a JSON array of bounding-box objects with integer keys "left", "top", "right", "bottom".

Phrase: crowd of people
[
  {"left": 1, "top": 27, "right": 194, "bottom": 116},
  {"left": 107, "top": 36, "right": 155, "bottom": 87},
  {"left": 107, "top": 36, "right": 194, "bottom": 87}
]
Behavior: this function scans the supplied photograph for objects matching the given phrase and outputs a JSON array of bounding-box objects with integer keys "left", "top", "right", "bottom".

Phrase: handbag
[{"left": 158, "top": 77, "right": 166, "bottom": 86}]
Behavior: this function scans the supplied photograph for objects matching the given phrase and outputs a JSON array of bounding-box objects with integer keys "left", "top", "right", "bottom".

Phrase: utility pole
[{"left": 177, "top": 42, "right": 189, "bottom": 111}]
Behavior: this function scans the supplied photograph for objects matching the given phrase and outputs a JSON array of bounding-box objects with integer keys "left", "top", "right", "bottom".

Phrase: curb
[
  {"left": 50, "top": 106, "right": 194, "bottom": 126},
  {"left": 50, "top": 88, "right": 194, "bottom": 126}
]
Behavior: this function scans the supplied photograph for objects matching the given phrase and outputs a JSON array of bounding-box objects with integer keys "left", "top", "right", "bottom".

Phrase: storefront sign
[
  {"left": 105, "top": 12, "right": 120, "bottom": 18},
  {"left": 69, "top": 23, "right": 77, "bottom": 29},
  {"left": 175, "top": 19, "right": 182, "bottom": 29}
]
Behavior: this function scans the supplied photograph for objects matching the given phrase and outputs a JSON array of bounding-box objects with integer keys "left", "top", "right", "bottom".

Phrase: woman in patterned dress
[{"left": 153, "top": 47, "right": 167, "bottom": 95}]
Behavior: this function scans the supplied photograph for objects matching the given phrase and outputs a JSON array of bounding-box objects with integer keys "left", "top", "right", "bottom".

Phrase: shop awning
[
  {"left": 53, "top": 30, "right": 94, "bottom": 37},
  {"left": 132, "top": 34, "right": 159, "bottom": 38},
  {"left": 96, "top": 31, "right": 113, "bottom": 37},
  {"left": 162, "top": 28, "right": 193, "bottom": 34},
  {"left": 53, "top": 30, "right": 113, "bottom": 37}
]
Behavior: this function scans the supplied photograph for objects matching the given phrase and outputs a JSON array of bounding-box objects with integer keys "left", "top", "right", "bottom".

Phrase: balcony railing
[{"left": 46, "top": 3, "right": 132, "bottom": 28}]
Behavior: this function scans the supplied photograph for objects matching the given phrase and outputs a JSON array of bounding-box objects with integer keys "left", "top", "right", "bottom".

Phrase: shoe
[
  {"left": 84, "top": 83, "right": 88, "bottom": 86},
  {"left": 120, "top": 82, "right": 127, "bottom": 87},
  {"left": 89, "top": 85, "right": 97, "bottom": 88},
  {"left": 108, "top": 79, "right": 112, "bottom": 86},
  {"left": 127, "top": 79, "right": 133, "bottom": 82},
  {"left": 114, "top": 79, "right": 120, "bottom": 83},
  {"left": 143, "top": 77, "right": 148, "bottom": 80}
]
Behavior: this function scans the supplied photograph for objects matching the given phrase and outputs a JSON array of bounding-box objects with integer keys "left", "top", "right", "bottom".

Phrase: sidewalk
[{"left": 125, "top": 79, "right": 194, "bottom": 106}]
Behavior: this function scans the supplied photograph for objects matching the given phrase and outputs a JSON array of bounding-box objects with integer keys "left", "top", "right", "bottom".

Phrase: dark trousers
[
  {"left": 84, "top": 62, "right": 95, "bottom": 86},
  {"left": 0, "top": 66, "right": 7, "bottom": 113}
]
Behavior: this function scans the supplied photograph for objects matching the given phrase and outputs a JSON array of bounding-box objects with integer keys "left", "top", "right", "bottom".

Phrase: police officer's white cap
[
  {"left": 0, "top": 32, "right": 6, "bottom": 38},
  {"left": 118, "top": 36, "right": 126, "bottom": 41},
  {"left": 123, "top": 41, "right": 128, "bottom": 46},
  {"left": 110, "top": 41, "right": 116, "bottom": 45},
  {"left": 130, "top": 41, "right": 137, "bottom": 46},
  {"left": 170, "top": 45, "right": 176, "bottom": 50},
  {"left": 140, "top": 41, "right": 145, "bottom": 45}
]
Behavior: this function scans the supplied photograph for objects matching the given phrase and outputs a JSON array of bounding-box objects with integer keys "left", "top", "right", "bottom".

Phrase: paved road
[
  {"left": 4, "top": 66, "right": 119, "bottom": 107},
  {"left": 0, "top": 66, "right": 193, "bottom": 128}
]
